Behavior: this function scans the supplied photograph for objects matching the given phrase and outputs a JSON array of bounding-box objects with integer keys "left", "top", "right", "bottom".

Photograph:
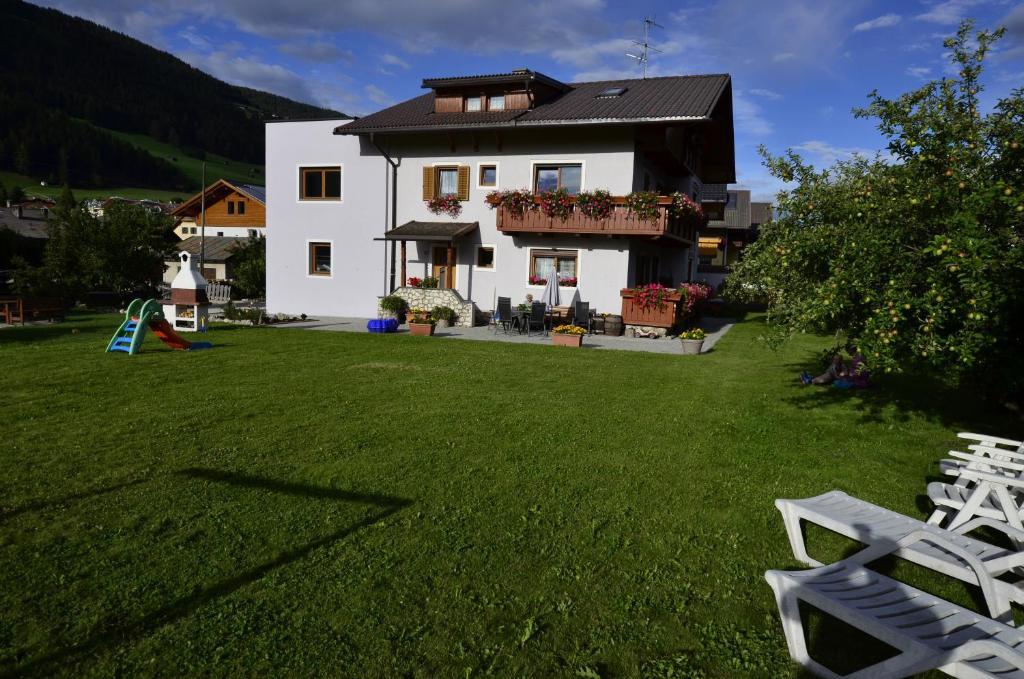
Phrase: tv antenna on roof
[{"left": 626, "top": 17, "right": 663, "bottom": 79}]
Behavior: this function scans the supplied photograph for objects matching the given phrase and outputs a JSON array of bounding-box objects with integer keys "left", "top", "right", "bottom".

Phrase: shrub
[
  {"left": 431, "top": 306, "right": 456, "bottom": 323},
  {"left": 379, "top": 295, "right": 406, "bottom": 313}
]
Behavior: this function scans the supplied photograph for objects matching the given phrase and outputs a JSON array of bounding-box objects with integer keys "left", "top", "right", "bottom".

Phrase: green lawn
[
  {"left": 0, "top": 313, "right": 1015, "bottom": 677},
  {"left": 0, "top": 171, "right": 188, "bottom": 203}
]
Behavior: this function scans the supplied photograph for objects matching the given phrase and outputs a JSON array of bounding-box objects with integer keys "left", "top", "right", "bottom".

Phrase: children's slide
[{"left": 106, "top": 298, "right": 212, "bottom": 355}]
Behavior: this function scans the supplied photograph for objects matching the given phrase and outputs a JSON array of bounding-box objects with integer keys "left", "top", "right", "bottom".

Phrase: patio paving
[{"left": 275, "top": 316, "right": 735, "bottom": 355}]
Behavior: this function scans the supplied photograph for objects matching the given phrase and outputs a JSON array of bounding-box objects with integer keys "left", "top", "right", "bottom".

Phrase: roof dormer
[{"left": 423, "top": 68, "right": 569, "bottom": 114}]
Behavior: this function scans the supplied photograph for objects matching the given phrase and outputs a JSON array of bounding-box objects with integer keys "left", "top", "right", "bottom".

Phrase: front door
[{"left": 431, "top": 246, "right": 457, "bottom": 289}]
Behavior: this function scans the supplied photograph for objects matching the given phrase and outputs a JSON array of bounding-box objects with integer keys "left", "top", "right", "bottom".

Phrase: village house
[
  {"left": 265, "top": 69, "right": 735, "bottom": 320},
  {"left": 696, "top": 187, "right": 772, "bottom": 291},
  {"left": 171, "top": 180, "right": 265, "bottom": 240}
]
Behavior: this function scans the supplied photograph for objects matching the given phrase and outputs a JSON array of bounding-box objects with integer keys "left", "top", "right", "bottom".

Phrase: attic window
[{"left": 596, "top": 87, "right": 627, "bottom": 98}]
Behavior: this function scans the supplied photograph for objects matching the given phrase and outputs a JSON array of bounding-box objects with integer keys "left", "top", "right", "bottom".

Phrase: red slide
[{"left": 149, "top": 319, "right": 193, "bottom": 350}]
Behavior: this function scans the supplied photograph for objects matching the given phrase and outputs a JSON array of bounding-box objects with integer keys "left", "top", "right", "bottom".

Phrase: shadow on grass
[
  {"left": 3, "top": 468, "right": 413, "bottom": 678},
  {"left": 0, "top": 478, "right": 148, "bottom": 524},
  {"left": 781, "top": 350, "right": 1012, "bottom": 429}
]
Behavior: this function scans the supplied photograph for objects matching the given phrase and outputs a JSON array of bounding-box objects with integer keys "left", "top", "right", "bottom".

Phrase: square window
[
  {"left": 300, "top": 167, "right": 342, "bottom": 200},
  {"left": 479, "top": 165, "right": 497, "bottom": 187},
  {"left": 237, "top": 201, "right": 246, "bottom": 215},
  {"left": 227, "top": 201, "right": 235, "bottom": 215},
  {"left": 309, "top": 242, "right": 331, "bottom": 276},
  {"left": 476, "top": 247, "right": 495, "bottom": 269},
  {"left": 465, "top": 96, "right": 482, "bottom": 112},
  {"left": 530, "top": 249, "right": 578, "bottom": 284},
  {"left": 488, "top": 95, "right": 505, "bottom": 111}
]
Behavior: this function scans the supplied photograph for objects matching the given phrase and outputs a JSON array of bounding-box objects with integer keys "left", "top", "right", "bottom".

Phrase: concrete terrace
[{"left": 275, "top": 316, "right": 736, "bottom": 355}]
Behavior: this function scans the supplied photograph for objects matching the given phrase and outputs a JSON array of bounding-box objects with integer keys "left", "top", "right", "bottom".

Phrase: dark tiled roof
[
  {"left": 0, "top": 207, "right": 50, "bottom": 239},
  {"left": 422, "top": 69, "right": 569, "bottom": 91},
  {"left": 174, "top": 236, "right": 247, "bottom": 262},
  {"left": 701, "top": 183, "right": 728, "bottom": 202},
  {"left": 236, "top": 184, "right": 266, "bottom": 203},
  {"left": 382, "top": 221, "right": 479, "bottom": 241},
  {"left": 340, "top": 74, "right": 730, "bottom": 134}
]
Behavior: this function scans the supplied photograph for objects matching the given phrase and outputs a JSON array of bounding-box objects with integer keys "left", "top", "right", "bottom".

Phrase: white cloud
[
  {"left": 748, "top": 88, "right": 782, "bottom": 101},
  {"left": 915, "top": 0, "right": 985, "bottom": 25},
  {"left": 180, "top": 49, "right": 320, "bottom": 104},
  {"left": 278, "top": 41, "right": 353, "bottom": 63},
  {"left": 381, "top": 53, "right": 410, "bottom": 69},
  {"left": 364, "top": 84, "right": 393, "bottom": 106},
  {"left": 733, "top": 91, "right": 774, "bottom": 137},
  {"left": 854, "top": 13, "right": 902, "bottom": 31},
  {"left": 905, "top": 65, "right": 933, "bottom": 78},
  {"left": 792, "top": 140, "right": 876, "bottom": 166}
]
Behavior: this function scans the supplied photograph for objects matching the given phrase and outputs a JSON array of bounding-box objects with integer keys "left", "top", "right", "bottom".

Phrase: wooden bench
[{"left": 0, "top": 297, "right": 66, "bottom": 325}]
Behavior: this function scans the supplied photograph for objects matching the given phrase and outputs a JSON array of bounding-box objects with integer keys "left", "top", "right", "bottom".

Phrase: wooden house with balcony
[
  {"left": 171, "top": 180, "right": 266, "bottom": 241},
  {"left": 264, "top": 69, "right": 735, "bottom": 321}
]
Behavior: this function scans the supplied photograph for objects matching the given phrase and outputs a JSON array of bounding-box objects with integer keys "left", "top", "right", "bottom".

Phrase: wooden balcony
[{"left": 496, "top": 197, "right": 695, "bottom": 243}]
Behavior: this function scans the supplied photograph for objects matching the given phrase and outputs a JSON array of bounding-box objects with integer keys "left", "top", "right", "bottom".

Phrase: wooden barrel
[{"left": 604, "top": 314, "right": 624, "bottom": 336}]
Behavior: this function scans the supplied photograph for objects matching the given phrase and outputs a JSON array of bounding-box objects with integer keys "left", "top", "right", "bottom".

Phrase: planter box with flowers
[
  {"left": 551, "top": 324, "right": 585, "bottom": 347},
  {"left": 408, "top": 307, "right": 435, "bottom": 336},
  {"left": 619, "top": 284, "right": 683, "bottom": 328},
  {"left": 426, "top": 195, "right": 462, "bottom": 218},
  {"left": 678, "top": 327, "right": 706, "bottom": 354}
]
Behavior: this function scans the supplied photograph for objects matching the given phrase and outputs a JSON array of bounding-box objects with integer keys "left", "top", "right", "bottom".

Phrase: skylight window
[{"left": 596, "top": 87, "right": 627, "bottom": 98}]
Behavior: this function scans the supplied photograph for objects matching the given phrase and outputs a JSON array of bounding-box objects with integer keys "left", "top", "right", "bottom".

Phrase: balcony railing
[{"left": 496, "top": 196, "right": 695, "bottom": 242}]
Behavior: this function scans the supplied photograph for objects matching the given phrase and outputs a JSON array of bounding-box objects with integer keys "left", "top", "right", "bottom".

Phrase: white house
[{"left": 266, "top": 69, "right": 735, "bottom": 322}]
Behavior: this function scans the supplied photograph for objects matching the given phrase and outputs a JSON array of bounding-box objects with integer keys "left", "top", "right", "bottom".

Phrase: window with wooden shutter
[
  {"left": 457, "top": 166, "right": 470, "bottom": 200},
  {"left": 422, "top": 166, "right": 435, "bottom": 200}
]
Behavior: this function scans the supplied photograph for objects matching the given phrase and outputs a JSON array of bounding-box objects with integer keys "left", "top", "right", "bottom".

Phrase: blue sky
[{"left": 39, "top": 0, "right": 1024, "bottom": 200}]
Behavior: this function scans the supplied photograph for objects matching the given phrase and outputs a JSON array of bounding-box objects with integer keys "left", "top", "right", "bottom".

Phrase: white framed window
[
  {"left": 474, "top": 245, "right": 495, "bottom": 270},
  {"left": 476, "top": 162, "right": 499, "bottom": 189},
  {"left": 528, "top": 248, "right": 579, "bottom": 285},
  {"left": 465, "top": 96, "right": 482, "bottom": 112},
  {"left": 488, "top": 95, "right": 505, "bottom": 111},
  {"left": 307, "top": 240, "right": 333, "bottom": 278}
]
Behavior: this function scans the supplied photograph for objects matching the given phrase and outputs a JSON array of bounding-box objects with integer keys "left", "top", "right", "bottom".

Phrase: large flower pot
[
  {"left": 679, "top": 338, "right": 704, "bottom": 355},
  {"left": 552, "top": 334, "right": 583, "bottom": 348},
  {"left": 620, "top": 289, "right": 682, "bottom": 329},
  {"left": 409, "top": 322, "right": 435, "bottom": 336}
]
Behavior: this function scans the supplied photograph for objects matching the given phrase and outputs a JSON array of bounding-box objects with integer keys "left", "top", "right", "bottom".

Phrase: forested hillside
[{"left": 0, "top": 0, "right": 344, "bottom": 190}]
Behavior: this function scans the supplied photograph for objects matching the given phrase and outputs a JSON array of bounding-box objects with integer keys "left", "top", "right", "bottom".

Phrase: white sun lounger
[
  {"left": 776, "top": 491, "right": 1024, "bottom": 606},
  {"left": 766, "top": 537, "right": 1024, "bottom": 678},
  {"left": 959, "top": 432, "right": 1024, "bottom": 454},
  {"left": 929, "top": 457, "right": 1024, "bottom": 535}
]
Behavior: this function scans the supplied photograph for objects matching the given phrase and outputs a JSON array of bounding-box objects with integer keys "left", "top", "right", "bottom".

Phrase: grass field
[
  {"left": 0, "top": 171, "right": 188, "bottom": 202},
  {"left": 0, "top": 313, "right": 1017, "bottom": 677}
]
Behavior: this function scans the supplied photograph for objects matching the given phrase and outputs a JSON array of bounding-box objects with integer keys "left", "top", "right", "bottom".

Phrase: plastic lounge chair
[
  {"left": 573, "top": 301, "right": 593, "bottom": 334},
  {"left": 776, "top": 490, "right": 1024, "bottom": 606},
  {"left": 959, "top": 432, "right": 1024, "bottom": 454},
  {"left": 494, "top": 297, "right": 517, "bottom": 335},
  {"left": 927, "top": 468, "right": 1024, "bottom": 538},
  {"left": 525, "top": 301, "right": 547, "bottom": 337},
  {"left": 766, "top": 537, "right": 1024, "bottom": 678}
]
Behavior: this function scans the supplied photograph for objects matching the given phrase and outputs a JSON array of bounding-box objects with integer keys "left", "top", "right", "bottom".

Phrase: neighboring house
[
  {"left": 171, "top": 180, "right": 265, "bottom": 240},
  {"left": 89, "top": 197, "right": 175, "bottom": 219},
  {"left": 697, "top": 186, "right": 772, "bottom": 290},
  {"left": 0, "top": 205, "right": 51, "bottom": 239},
  {"left": 163, "top": 235, "right": 246, "bottom": 284},
  {"left": 266, "top": 68, "right": 735, "bottom": 319}
]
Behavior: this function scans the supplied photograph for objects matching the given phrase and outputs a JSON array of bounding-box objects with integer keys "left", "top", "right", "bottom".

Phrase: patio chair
[
  {"left": 494, "top": 297, "right": 517, "bottom": 335},
  {"left": 525, "top": 301, "right": 547, "bottom": 337},
  {"left": 775, "top": 490, "right": 1024, "bottom": 607},
  {"left": 766, "top": 545, "right": 1024, "bottom": 678},
  {"left": 573, "top": 301, "right": 593, "bottom": 334}
]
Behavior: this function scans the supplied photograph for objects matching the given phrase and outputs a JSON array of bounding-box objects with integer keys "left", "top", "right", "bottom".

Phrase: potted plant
[
  {"left": 379, "top": 295, "right": 407, "bottom": 321},
  {"left": 538, "top": 188, "right": 574, "bottom": 220},
  {"left": 552, "top": 324, "right": 586, "bottom": 347},
  {"left": 426, "top": 194, "right": 462, "bottom": 218},
  {"left": 624, "top": 190, "right": 660, "bottom": 221},
  {"left": 408, "top": 308, "right": 435, "bottom": 336},
  {"left": 678, "top": 327, "right": 706, "bottom": 354},
  {"left": 431, "top": 305, "right": 456, "bottom": 328},
  {"left": 575, "top": 189, "right": 614, "bottom": 220}
]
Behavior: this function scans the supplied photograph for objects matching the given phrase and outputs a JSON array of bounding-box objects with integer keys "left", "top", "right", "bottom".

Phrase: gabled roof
[
  {"left": 174, "top": 236, "right": 247, "bottom": 262},
  {"left": 338, "top": 74, "right": 731, "bottom": 134},
  {"left": 172, "top": 179, "right": 266, "bottom": 218},
  {"left": 422, "top": 69, "right": 570, "bottom": 91}
]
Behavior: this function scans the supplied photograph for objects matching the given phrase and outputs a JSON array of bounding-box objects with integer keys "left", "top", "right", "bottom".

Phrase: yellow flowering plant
[{"left": 552, "top": 324, "right": 586, "bottom": 335}]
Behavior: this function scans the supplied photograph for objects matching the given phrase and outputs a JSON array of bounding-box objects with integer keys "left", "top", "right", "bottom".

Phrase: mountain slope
[{"left": 0, "top": 0, "right": 343, "bottom": 191}]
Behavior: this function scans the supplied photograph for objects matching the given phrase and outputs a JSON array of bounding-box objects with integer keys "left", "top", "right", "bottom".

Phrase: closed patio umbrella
[{"left": 539, "top": 273, "right": 560, "bottom": 310}]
